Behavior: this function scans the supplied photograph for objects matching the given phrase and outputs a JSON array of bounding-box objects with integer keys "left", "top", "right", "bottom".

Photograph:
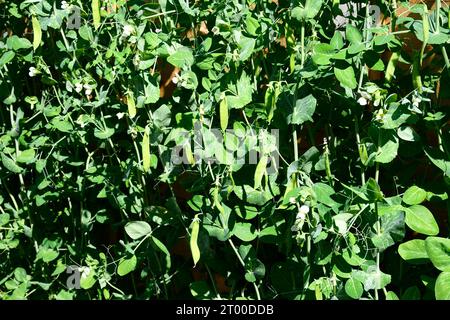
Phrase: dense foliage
[{"left": 0, "top": 0, "right": 450, "bottom": 300}]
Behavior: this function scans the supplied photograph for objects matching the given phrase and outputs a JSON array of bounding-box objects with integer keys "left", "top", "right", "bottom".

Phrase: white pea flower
[
  {"left": 3, "top": 31, "right": 8, "bottom": 39},
  {"left": 357, "top": 97, "right": 368, "bottom": 106},
  {"left": 116, "top": 112, "right": 125, "bottom": 119},
  {"left": 61, "top": 1, "right": 69, "bottom": 10},
  {"left": 375, "top": 108, "right": 385, "bottom": 122},
  {"left": 122, "top": 24, "right": 134, "bottom": 38},
  {"left": 412, "top": 95, "right": 421, "bottom": 107},
  {"left": 28, "top": 67, "right": 39, "bottom": 77},
  {"left": 133, "top": 54, "right": 141, "bottom": 67},
  {"left": 74, "top": 83, "right": 83, "bottom": 93},
  {"left": 299, "top": 205, "right": 310, "bottom": 215},
  {"left": 154, "top": 28, "right": 162, "bottom": 33},
  {"left": 80, "top": 267, "right": 91, "bottom": 279},
  {"left": 296, "top": 205, "right": 309, "bottom": 221},
  {"left": 172, "top": 72, "right": 182, "bottom": 85},
  {"left": 83, "top": 84, "right": 93, "bottom": 96}
]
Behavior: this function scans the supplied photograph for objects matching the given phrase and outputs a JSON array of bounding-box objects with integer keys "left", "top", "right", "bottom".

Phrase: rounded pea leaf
[
  {"left": 435, "top": 272, "right": 450, "bottom": 300},
  {"left": 405, "top": 205, "right": 439, "bottom": 236},
  {"left": 117, "top": 255, "right": 137, "bottom": 276},
  {"left": 233, "top": 222, "right": 258, "bottom": 242},
  {"left": 425, "top": 237, "right": 450, "bottom": 272},
  {"left": 125, "top": 221, "right": 151, "bottom": 240},
  {"left": 403, "top": 186, "right": 427, "bottom": 205},
  {"left": 334, "top": 66, "right": 357, "bottom": 89},
  {"left": 16, "top": 149, "right": 36, "bottom": 164},
  {"left": 345, "top": 278, "right": 363, "bottom": 299},
  {"left": 1, "top": 153, "right": 22, "bottom": 173},
  {"left": 398, "top": 239, "right": 428, "bottom": 262},
  {"left": 385, "top": 291, "right": 399, "bottom": 300}
]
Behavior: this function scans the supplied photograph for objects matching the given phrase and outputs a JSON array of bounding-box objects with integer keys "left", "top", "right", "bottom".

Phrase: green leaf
[
  {"left": 190, "top": 281, "right": 213, "bottom": 299},
  {"left": 7, "top": 35, "right": 32, "bottom": 51},
  {"left": 227, "top": 72, "right": 253, "bottom": 109},
  {"left": 399, "top": 239, "right": 428, "bottom": 262},
  {"left": 435, "top": 272, "right": 450, "bottom": 300},
  {"left": 405, "top": 205, "right": 439, "bottom": 236},
  {"left": 403, "top": 186, "right": 427, "bottom": 205},
  {"left": 425, "top": 237, "right": 450, "bottom": 272},
  {"left": 80, "top": 269, "right": 96, "bottom": 290},
  {"left": 312, "top": 43, "right": 335, "bottom": 66},
  {"left": 330, "top": 32, "right": 344, "bottom": 50},
  {"left": 346, "top": 24, "right": 363, "bottom": 44},
  {"left": 37, "top": 248, "right": 59, "bottom": 263},
  {"left": 167, "top": 47, "right": 194, "bottom": 68},
  {"left": 117, "top": 255, "right": 137, "bottom": 276},
  {"left": 375, "top": 131, "right": 399, "bottom": 164},
  {"left": 125, "top": 221, "right": 152, "bottom": 240},
  {"left": 234, "top": 206, "right": 258, "bottom": 220},
  {"left": 190, "top": 215, "right": 201, "bottom": 267},
  {"left": 352, "top": 266, "right": 391, "bottom": 290},
  {"left": 345, "top": 278, "right": 363, "bottom": 299},
  {"left": 290, "top": 94, "right": 317, "bottom": 125},
  {"left": 334, "top": 65, "right": 357, "bottom": 89},
  {"left": 16, "top": 149, "right": 36, "bottom": 164},
  {"left": 238, "top": 36, "right": 256, "bottom": 62},
  {"left": 0, "top": 51, "right": 15, "bottom": 68},
  {"left": 51, "top": 118, "right": 73, "bottom": 133},
  {"left": 397, "top": 126, "right": 420, "bottom": 142},
  {"left": 385, "top": 291, "right": 399, "bottom": 300},
  {"left": 233, "top": 222, "right": 258, "bottom": 242},
  {"left": 292, "top": 0, "right": 323, "bottom": 21},
  {"left": 1, "top": 153, "right": 22, "bottom": 173},
  {"left": 94, "top": 127, "right": 114, "bottom": 140},
  {"left": 401, "top": 286, "right": 421, "bottom": 300},
  {"left": 424, "top": 148, "right": 450, "bottom": 177}
]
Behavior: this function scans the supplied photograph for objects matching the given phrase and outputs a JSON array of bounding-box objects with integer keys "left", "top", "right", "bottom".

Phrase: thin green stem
[
  {"left": 228, "top": 238, "right": 261, "bottom": 300},
  {"left": 300, "top": 23, "right": 305, "bottom": 69},
  {"left": 436, "top": 0, "right": 441, "bottom": 34}
]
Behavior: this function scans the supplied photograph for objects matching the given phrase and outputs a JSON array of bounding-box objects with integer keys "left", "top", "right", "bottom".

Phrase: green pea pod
[
  {"left": 254, "top": 155, "right": 268, "bottom": 190},
  {"left": 190, "top": 215, "right": 201, "bottom": 267},
  {"left": 92, "top": 0, "right": 101, "bottom": 30},
  {"left": 358, "top": 143, "right": 369, "bottom": 166},
  {"left": 127, "top": 91, "right": 136, "bottom": 119},
  {"left": 142, "top": 127, "right": 150, "bottom": 172},
  {"left": 385, "top": 51, "right": 399, "bottom": 83},
  {"left": 213, "top": 186, "right": 224, "bottom": 214},
  {"left": 220, "top": 96, "right": 228, "bottom": 132},
  {"left": 324, "top": 145, "right": 332, "bottom": 184},
  {"left": 412, "top": 53, "right": 423, "bottom": 93},
  {"left": 290, "top": 53, "right": 296, "bottom": 74},
  {"left": 185, "top": 144, "right": 195, "bottom": 165},
  {"left": 32, "top": 16, "right": 41, "bottom": 50},
  {"left": 420, "top": 4, "right": 429, "bottom": 65}
]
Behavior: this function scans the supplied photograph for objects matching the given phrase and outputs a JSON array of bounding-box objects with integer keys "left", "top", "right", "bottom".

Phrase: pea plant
[{"left": 0, "top": 0, "right": 449, "bottom": 300}]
